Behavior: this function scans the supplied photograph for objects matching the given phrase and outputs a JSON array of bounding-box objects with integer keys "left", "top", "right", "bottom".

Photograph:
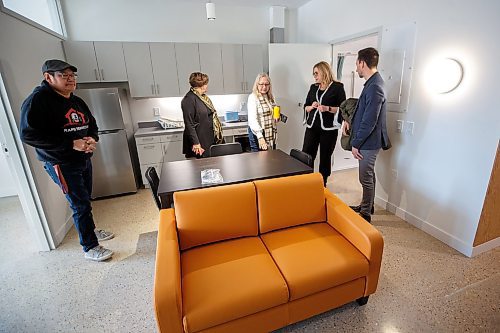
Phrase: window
[{"left": 1, "top": 0, "right": 65, "bottom": 37}]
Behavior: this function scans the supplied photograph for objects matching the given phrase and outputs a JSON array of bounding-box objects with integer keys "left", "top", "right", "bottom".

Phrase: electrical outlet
[
  {"left": 396, "top": 120, "right": 404, "bottom": 133},
  {"left": 406, "top": 121, "right": 414, "bottom": 135},
  {"left": 153, "top": 107, "right": 160, "bottom": 116}
]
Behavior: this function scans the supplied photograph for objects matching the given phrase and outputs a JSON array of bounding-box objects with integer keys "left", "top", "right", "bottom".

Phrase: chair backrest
[
  {"left": 210, "top": 142, "right": 243, "bottom": 157},
  {"left": 290, "top": 149, "right": 314, "bottom": 168},
  {"left": 145, "top": 167, "right": 161, "bottom": 210}
]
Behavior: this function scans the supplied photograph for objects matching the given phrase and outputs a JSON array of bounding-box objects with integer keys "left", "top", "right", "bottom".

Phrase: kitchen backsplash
[{"left": 127, "top": 93, "right": 249, "bottom": 131}]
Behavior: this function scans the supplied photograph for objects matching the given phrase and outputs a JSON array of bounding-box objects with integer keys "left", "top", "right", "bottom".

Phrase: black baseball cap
[{"left": 42, "top": 59, "right": 77, "bottom": 73}]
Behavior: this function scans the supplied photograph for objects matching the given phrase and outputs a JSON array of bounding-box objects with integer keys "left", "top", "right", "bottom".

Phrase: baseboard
[
  {"left": 471, "top": 237, "right": 500, "bottom": 257},
  {"left": 0, "top": 186, "right": 17, "bottom": 198},
  {"left": 375, "top": 196, "right": 473, "bottom": 257},
  {"left": 53, "top": 211, "right": 74, "bottom": 247}
]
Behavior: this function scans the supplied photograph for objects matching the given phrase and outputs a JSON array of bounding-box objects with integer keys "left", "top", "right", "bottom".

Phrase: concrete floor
[{"left": 0, "top": 169, "right": 499, "bottom": 332}]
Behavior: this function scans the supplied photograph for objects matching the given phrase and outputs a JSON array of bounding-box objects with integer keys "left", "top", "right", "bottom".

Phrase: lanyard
[{"left": 303, "top": 82, "right": 340, "bottom": 131}]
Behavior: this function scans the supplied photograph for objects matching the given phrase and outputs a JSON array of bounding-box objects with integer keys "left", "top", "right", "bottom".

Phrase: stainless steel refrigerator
[{"left": 76, "top": 88, "right": 137, "bottom": 199}]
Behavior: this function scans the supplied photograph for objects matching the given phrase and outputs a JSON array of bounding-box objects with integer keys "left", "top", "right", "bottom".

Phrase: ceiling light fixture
[{"left": 206, "top": 2, "right": 216, "bottom": 21}]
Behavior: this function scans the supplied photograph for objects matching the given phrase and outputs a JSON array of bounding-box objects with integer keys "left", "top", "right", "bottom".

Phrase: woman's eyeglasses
[
  {"left": 258, "top": 83, "right": 270, "bottom": 86},
  {"left": 313, "top": 71, "right": 320, "bottom": 76}
]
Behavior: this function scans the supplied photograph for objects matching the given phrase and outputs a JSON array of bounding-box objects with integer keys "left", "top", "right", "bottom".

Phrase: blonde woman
[
  {"left": 247, "top": 73, "right": 277, "bottom": 151},
  {"left": 302, "top": 61, "right": 346, "bottom": 185}
]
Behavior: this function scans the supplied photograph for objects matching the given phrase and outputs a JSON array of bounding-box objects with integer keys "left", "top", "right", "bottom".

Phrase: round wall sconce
[{"left": 429, "top": 58, "right": 464, "bottom": 94}]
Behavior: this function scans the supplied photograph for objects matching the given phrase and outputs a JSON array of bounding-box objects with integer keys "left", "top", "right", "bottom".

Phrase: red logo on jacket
[{"left": 64, "top": 108, "right": 87, "bottom": 127}]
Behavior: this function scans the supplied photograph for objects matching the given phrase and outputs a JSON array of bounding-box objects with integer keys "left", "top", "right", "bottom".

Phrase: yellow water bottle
[{"left": 273, "top": 105, "right": 280, "bottom": 120}]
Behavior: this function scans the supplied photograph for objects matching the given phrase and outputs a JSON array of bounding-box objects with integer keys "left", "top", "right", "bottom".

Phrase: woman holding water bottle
[
  {"left": 247, "top": 73, "right": 279, "bottom": 152},
  {"left": 302, "top": 61, "right": 346, "bottom": 186}
]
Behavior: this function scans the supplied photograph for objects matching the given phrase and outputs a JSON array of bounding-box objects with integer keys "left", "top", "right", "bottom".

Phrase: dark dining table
[{"left": 157, "top": 149, "right": 313, "bottom": 208}]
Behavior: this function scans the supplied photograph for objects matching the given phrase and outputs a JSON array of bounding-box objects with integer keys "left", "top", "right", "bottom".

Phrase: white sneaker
[
  {"left": 95, "top": 229, "right": 114, "bottom": 241},
  {"left": 85, "top": 245, "right": 113, "bottom": 262}
]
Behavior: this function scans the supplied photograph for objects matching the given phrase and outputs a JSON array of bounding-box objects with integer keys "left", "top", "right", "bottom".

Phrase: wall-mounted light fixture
[
  {"left": 429, "top": 58, "right": 464, "bottom": 94},
  {"left": 206, "top": 2, "right": 216, "bottom": 21}
]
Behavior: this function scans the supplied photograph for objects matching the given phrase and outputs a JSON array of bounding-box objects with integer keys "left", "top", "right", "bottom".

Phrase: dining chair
[
  {"left": 210, "top": 142, "right": 243, "bottom": 157},
  {"left": 290, "top": 149, "right": 314, "bottom": 168},
  {"left": 145, "top": 167, "right": 161, "bottom": 210}
]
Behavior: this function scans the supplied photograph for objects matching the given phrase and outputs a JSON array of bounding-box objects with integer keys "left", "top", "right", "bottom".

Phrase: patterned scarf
[
  {"left": 257, "top": 94, "right": 277, "bottom": 148},
  {"left": 191, "top": 88, "right": 224, "bottom": 144}
]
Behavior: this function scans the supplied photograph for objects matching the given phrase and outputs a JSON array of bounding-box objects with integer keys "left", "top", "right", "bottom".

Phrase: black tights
[{"left": 302, "top": 127, "right": 338, "bottom": 185}]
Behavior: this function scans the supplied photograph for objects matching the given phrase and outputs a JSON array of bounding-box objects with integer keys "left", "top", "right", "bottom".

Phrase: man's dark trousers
[{"left": 44, "top": 159, "right": 98, "bottom": 252}]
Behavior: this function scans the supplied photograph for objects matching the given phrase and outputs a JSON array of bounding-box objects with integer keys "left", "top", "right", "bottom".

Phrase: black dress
[
  {"left": 302, "top": 82, "right": 346, "bottom": 185},
  {"left": 181, "top": 90, "right": 215, "bottom": 158}
]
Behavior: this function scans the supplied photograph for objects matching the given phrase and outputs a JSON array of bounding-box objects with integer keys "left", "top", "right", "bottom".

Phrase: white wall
[
  {"left": 62, "top": 1, "right": 270, "bottom": 44},
  {"left": 294, "top": 0, "right": 500, "bottom": 255},
  {"left": 0, "top": 126, "right": 17, "bottom": 197},
  {"left": 62, "top": 0, "right": 271, "bottom": 125},
  {"left": 0, "top": 11, "right": 72, "bottom": 246}
]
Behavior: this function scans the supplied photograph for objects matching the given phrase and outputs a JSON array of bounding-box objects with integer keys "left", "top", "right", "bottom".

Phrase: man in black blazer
[{"left": 344, "top": 48, "right": 391, "bottom": 222}]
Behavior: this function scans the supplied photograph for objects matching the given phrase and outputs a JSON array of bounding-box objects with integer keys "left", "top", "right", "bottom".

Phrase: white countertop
[{"left": 134, "top": 121, "right": 248, "bottom": 137}]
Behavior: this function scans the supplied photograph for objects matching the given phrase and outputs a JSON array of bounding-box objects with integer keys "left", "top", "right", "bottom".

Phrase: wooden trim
[{"left": 473, "top": 141, "right": 500, "bottom": 246}]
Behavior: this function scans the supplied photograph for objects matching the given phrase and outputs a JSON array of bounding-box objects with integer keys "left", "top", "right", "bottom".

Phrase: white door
[{"left": 269, "top": 43, "right": 332, "bottom": 162}]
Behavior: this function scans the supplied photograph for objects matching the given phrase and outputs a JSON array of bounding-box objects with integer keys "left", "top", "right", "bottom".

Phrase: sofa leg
[{"left": 356, "top": 296, "right": 369, "bottom": 306}]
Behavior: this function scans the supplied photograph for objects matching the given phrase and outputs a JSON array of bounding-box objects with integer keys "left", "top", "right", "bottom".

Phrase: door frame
[{"left": 0, "top": 71, "right": 54, "bottom": 251}]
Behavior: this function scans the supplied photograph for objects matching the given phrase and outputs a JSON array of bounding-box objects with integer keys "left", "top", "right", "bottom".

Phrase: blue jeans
[
  {"left": 44, "top": 159, "right": 98, "bottom": 252},
  {"left": 248, "top": 127, "right": 259, "bottom": 152}
]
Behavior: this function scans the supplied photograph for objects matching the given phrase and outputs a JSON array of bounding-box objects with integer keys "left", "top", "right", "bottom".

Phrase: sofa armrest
[
  {"left": 154, "top": 209, "right": 183, "bottom": 333},
  {"left": 324, "top": 189, "right": 384, "bottom": 296}
]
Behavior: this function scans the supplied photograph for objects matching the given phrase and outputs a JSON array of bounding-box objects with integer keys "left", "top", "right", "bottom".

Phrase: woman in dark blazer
[
  {"left": 181, "top": 72, "right": 223, "bottom": 158},
  {"left": 302, "top": 61, "right": 346, "bottom": 186}
]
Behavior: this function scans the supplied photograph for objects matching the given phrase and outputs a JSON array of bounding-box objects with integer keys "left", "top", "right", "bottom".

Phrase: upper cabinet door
[
  {"left": 199, "top": 43, "right": 224, "bottom": 95},
  {"left": 150, "top": 43, "right": 180, "bottom": 97},
  {"left": 222, "top": 44, "right": 244, "bottom": 94},
  {"left": 93, "top": 42, "right": 128, "bottom": 82},
  {"left": 242, "top": 44, "right": 263, "bottom": 93},
  {"left": 123, "top": 42, "right": 155, "bottom": 97},
  {"left": 175, "top": 43, "right": 201, "bottom": 95},
  {"left": 63, "top": 41, "right": 99, "bottom": 83}
]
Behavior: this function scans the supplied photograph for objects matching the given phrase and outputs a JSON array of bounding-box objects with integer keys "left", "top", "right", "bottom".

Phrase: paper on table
[{"left": 201, "top": 169, "right": 224, "bottom": 184}]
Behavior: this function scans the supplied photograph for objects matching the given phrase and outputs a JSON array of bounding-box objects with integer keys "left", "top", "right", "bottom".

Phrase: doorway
[{"left": 0, "top": 71, "right": 53, "bottom": 252}]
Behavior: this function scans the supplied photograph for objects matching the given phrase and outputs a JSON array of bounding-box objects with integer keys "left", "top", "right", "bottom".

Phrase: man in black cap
[{"left": 19, "top": 59, "right": 114, "bottom": 261}]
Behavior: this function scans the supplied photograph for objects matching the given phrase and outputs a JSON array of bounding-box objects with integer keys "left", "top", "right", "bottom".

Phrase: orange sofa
[{"left": 154, "top": 173, "right": 384, "bottom": 333}]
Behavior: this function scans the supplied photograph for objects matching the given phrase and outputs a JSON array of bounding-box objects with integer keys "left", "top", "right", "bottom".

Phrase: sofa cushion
[
  {"left": 181, "top": 237, "right": 289, "bottom": 333},
  {"left": 260, "top": 222, "right": 369, "bottom": 301},
  {"left": 254, "top": 173, "right": 326, "bottom": 233},
  {"left": 174, "top": 182, "right": 258, "bottom": 250}
]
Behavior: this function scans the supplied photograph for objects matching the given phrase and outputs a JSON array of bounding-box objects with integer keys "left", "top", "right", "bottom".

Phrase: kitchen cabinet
[
  {"left": 199, "top": 43, "right": 224, "bottom": 95},
  {"left": 221, "top": 44, "right": 245, "bottom": 94},
  {"left": 221, "top": 44, "right": 263, "bottom": 94},
  {"left": 242, "top": 44, "right": 263, "bottom": 93},
  {"left": 175, "top": 43, "right": 201, "bottom": 95},
  {"left": 123, "top": 42, "right": 180, "bottom": 98},
  {"left": 150, "top": 43, "right": 180, "bottom": 97},
  {"left": 123, "top": 42, "right": 155, "bottom": 97},
  {"left": 136, "top": 132, "right": 184, "bottom": 187},
  {"left": 63, "top": 41, "right": 127, "bottom": 83}
]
